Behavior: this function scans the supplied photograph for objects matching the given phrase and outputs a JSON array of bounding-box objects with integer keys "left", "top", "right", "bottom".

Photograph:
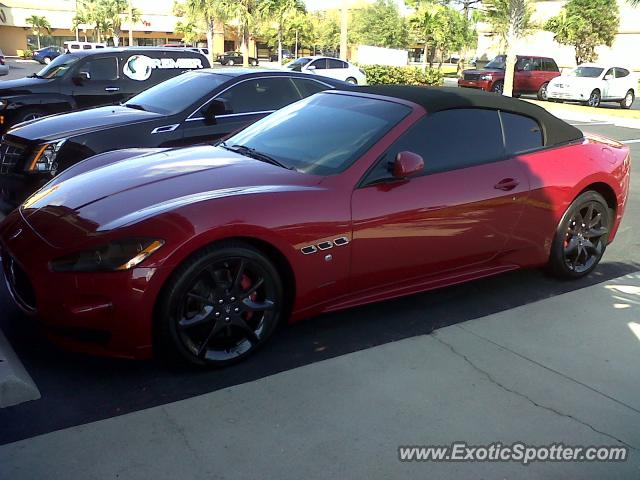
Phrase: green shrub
[
  {"left": 360, "top": 64, "right": 443, "bottom": 86},
  {"left": 20, "top": 49, "right": 34, "bottom": 59}
]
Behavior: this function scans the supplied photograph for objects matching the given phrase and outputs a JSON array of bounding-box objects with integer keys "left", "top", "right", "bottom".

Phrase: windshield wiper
[
  {"left": 221, "top": 143, "right": 294, "bottom": 170},
  {"left": 125, "top": 103, "right": 147, "bottom": 111}
]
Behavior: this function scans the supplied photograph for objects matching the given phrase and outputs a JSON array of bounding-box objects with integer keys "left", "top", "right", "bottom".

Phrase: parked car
[
  {"left": 32, "top": 46, "right": 64, "bottom": 64},
  {"left": 0, "top": 70, "right": 347, "bottom": 212},
  {"left": 63, "top": 41, "right": 107, "bottom": 52},
  {"left": 547, "top": 64, "right": 637, "bottom": 109},
  {"left": 217, "top": 52, "right": 259, "bottom": 66},
  {"left": 190, "top": 47, "right": 209, "bottom": 57},
  {"left": 459, "top": 55, "right": 561, "bottom": 100},
  {"left": 0, "top": 49, "right": 8, "bottom": 76},
  {"left": 286, "top": 56, "right": 367, "bottom": 85},
  {"left": 270, "top": 49, "right": 293, "bottom": 62},
  {"left": 0, "top": 86, "right": 629, "bottom": 366},
  {"left": 0, "top": 47, "right": 209, "bottom": 133}
]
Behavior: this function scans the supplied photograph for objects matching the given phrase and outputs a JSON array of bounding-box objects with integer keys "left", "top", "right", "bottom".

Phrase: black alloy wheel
[
  {"left": 549, "top": 191, "right": 611, "bottom": 278},
  {"left": 491, "top": 80, "right": 504, "bottom": 94},
  {"left": 157, "top": 243, "right": 283, "bottom": 367}
]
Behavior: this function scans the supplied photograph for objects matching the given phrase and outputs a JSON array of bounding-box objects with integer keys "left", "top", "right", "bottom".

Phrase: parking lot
[{"left": 0, "top": 111, "right": 639, "bottom": 477}]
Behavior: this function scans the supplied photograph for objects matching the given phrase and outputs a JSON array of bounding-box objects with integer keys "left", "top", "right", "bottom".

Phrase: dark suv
[
  {"left": 0, "top": 47, "right": 209, "bottom": 133},
  {"left": 459, "top": 55, "right": 561, "bottom": 100}
]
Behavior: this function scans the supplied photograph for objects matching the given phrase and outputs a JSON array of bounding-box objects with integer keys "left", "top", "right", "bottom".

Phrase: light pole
[{"left": 340, "top": 0, "right": 348, "bottom": 60}]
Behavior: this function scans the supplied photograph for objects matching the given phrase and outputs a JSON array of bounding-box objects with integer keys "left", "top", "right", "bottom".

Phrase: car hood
[
  {"left": 8, "top": 105, "right": 163, "bottom": 142},
  {"left": 0, "top": 77, "right": 55, "bottom": 95},
  {"left": 463, "top": 68, "right": 503, "bottom": 76},
  {"left": 550, "top": 76, "right": 597, "bottom": 88},
  {"left": 20, "top": 146, "right": 319, "bottom": 248}
]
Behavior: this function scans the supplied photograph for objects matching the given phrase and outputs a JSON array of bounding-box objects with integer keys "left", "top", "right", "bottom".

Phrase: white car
[
  {"left": 286, "top": 56, "right": 367, "bottom": 85},
  {"left": 547, "top": 64, "right": 636, "bottom": 109}
]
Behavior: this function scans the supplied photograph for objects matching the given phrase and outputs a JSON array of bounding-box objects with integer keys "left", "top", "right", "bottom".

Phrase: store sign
[{"left": 123, "top": 55, "right": 204, "bottom": 81}]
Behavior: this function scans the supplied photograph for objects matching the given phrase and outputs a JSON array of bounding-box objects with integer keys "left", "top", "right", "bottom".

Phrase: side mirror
[
  {"left": 73, "top": 71, "right": 91, "bottom": 84},
  {"left": 306, "top": 65, "right": 316, "bottom": 71},
  {"left": 604, "top": 74, "right": 613, "bottom": 81},
  {"left": 203, "top": 99, "right": 233, "bottom": 121},
  {"left": 392, "top": 151, "right": 424, "bottom": 179}
]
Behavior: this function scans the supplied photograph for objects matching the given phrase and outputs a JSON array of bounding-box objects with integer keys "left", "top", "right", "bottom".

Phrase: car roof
[
  {"left": 193, "top": 68, "right": 348, "bottom": 84},
  {"left": 61, "top": 47, "right": 203, "bottom": 58},
  {"left": 351, "top": 85, "right": 583, "bottom": 147}
]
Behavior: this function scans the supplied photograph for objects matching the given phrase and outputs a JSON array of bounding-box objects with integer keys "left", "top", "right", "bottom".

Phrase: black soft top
[{"left": 356, "top": 85, "right": 584, "bottom": 147}]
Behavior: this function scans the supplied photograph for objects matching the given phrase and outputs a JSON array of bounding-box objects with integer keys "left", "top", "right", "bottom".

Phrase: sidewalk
[{"left": 1, "top": 272, "right": 638, "bottom": 479}]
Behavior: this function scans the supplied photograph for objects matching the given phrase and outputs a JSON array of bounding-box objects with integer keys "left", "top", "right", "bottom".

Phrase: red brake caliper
[{"left": 241, "top": 275, "right": 256, "bottom": 321}]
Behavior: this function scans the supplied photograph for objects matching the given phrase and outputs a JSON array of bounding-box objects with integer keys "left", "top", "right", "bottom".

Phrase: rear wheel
[
  {"left": 548, "top": 191, "right": 611, "bottom": 279},
  {"left": 345, "top": 77, "right": 358, "bottom": 85},
  {"left": 491, "top": 80, "right": 504, "bottom": 94},
  {"left": 156, "top": 242, "right": 284, "bottom": 367},
  {"left": 620, "top": 90, "right": 634, "bottom": 109},
  {"left": 537, "top": 82, "right": 549, "bottom": 101},
  {"left": 250, "top": 59, "right": 258, "bottom": 66},
  {"left": 586, "top": 89, "right": 601, "bottom": 108},
  {"left": 227, "top": 59, "right": 235, "bottom": 66},
  {"left": 43, "top": 56, "right": 52, "bottom": 64}
]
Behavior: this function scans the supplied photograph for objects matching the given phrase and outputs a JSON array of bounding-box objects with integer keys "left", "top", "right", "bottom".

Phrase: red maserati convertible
[{"left": 0, "top": 86, "right": 630, "bottom": 366}]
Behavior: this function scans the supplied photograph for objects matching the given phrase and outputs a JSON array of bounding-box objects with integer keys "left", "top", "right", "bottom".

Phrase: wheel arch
[{"left": 578, "top": 181, "right": 617, "bottom": 215}]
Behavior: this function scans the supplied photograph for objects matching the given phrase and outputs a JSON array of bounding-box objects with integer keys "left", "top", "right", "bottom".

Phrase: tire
[
  {"left": 155, "top": 241, "right": 284, "bottom": 368},
  {"left": 227, "top": 59, "right": 235, "bottom": 66},
  {"left": 620, "top": 89, "right": 634, "bottom": 110},
  {"left": 345, "top": 77, "right": 358, "bottom": 85},
  {"left": 17, "top": 108, "right": 45, "bottom": 123},
  {"left": 586, "top": 89, "right": 601, "bottom": 108},
  {"left": 250, "top": 60, "right": 258, "bottom": 66},
  {"left": 548, "top": 191, "right": 611, "bottom": 279},
  {"left": 43, "top": 56, "right": 52, "bottom": 64},
  {"left": 537, "top": 82, "right": 549, "bottom": 101},
  {"left": 491, "top": 80, "right": 504, "bottom": 94}
]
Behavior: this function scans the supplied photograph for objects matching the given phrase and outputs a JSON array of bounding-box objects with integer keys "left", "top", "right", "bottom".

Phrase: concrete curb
[{"left": 0, "top": 328, "right": 40, "bottom": 408}]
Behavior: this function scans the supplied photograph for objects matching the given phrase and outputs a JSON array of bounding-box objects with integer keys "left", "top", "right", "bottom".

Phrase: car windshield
[
  {"left": 34, "top": 54, "right": 80, "bottom": 79},
  {"left": 222, "top": 93, "right": 411, "bottom": 175},
  {"left": 569, "top": 66, "right": 605, "bottom": 78},
  {"left": 287, "top": 58, "right": 312, "bottom": 71},
  {"left": 124, "top": 72, "right": 228, "bottom": 115},
  {"left": 485, "top": 55, "right": 506, "bottom": 69}
]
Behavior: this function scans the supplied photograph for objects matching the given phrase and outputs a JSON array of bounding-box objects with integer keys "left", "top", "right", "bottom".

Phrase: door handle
[
  {"left": 105, "top": 87, "right": 120, "bottom": 92},
  {"left": 494, "top": 178, "right": 520, "bottom": 191}
]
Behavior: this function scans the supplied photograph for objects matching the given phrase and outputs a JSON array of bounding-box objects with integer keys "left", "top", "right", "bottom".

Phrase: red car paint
[{"left": 0, "top": 92, "right": 630, "bottom": 360}]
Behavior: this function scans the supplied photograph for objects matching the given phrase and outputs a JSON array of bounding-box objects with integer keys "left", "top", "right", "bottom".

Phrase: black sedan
[
  {"left": 217, "top": 51, "right": 259, "bottom": 66},
  {"left": 0, "top": 69, "right": 348, "bottom": 213}
]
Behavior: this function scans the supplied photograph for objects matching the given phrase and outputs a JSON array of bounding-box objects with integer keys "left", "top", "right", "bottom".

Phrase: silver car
[{"left": 0, "top": 49, "right": 9, "bottom": 76}]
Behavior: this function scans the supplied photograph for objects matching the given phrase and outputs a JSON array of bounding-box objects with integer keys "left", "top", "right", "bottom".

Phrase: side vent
[
  {"left": 317, "top": 241, "right": 333, "bottom": 251},
  {"left": 301, "top": 245, "right": 318, "bottom": 255},
  {"left": 334, "top": 237, "right": 349, "bottom": 246}
]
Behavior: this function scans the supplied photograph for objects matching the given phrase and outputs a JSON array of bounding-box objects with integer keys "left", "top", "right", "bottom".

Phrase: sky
[{"left": 304, "top": 0, "right": 407, "bottom": 11}]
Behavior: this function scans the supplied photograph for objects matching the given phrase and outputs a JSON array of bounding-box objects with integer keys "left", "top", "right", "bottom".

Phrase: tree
[
  {"left": 258, "top": 0, "right": 304, "bottom": 64},
  {"left": 483, "top": 0, "right": 535, "bottom": 97},
  {"left": 311, "top": 10, "right": 340, "bottom": 55},
  {"left": 124, "top": 1, "right": 142, "bottom": 46},
  {"left": 99, "top": 0, "right": 140, "bottom": 46},
  {"left": 26, "top": 15, "right": 51, "bottom": 49},
  {"left": 185, "top": 0, "right": 229, "bottom": 66},
  {"left": 350, "top": 0, "right": 408, "bottom": 50},
  {"left": 72, "top": 11, "right": 89, "bottom": 42},
  {"left": 175, "top": 21, "right": 200, "bottom": 45},
  {"left": 224, "top": 0, "right": 259, "bottom": 67},
  {"left": 545, "top": 0, "right": 619, "bottom": 65}
]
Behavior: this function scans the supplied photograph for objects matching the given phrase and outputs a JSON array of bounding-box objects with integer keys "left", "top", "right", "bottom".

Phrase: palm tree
[
  {"left": 186, "top": 0, "right": 229, "bottom": 66},
  {"left": 124, "top": 1, "right": 142, "bottom": 46},
  {"left": 258, "top": 0, "right": 304, "bottom": 64},
  {"left": 409, "top": 2, "right": 442, "bottom": 70},
  {"left": 26, "top": 15, "right": 52, "bottom": 49},
  {"left": 72, "top": 11, "right": 88, "bottom": 42},
  {"left": 224, "top": 0, "right": 258, "bottom": 67}
]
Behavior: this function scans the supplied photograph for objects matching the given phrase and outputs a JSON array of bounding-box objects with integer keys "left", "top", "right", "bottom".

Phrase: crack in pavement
[{"left": 431, "top": 331, "right": 638, "bottom": 451}]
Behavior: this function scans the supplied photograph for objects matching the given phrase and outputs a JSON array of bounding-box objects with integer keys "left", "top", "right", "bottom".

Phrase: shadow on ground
[{"left": 1, "top": 259, "right": 638, "bottom": 445}]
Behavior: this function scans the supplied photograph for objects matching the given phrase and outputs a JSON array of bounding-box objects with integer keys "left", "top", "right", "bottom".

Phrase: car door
[
  {"left": 323, "top": 58, "right": 348, "bottom": 81},
  {"left": 601, "top": 68, "right": 616, "bottom": 99},
  {"left": 514, "top": 57, "right": 533, "bottom": 93},
  {"left": 71, "top": 56, "right": 125, "bottom": 108},
  {"left": 349, "top": 108, "right": 530, "bottom": 293},
  {"left": 306, "top": 58, "right": 328, "bottom": 77},
  {"left": 614, "top": 68, "right": 632, "bottom": 98},
  {"left": 180, "top": 76, "right": 303, "bottom": 146}
]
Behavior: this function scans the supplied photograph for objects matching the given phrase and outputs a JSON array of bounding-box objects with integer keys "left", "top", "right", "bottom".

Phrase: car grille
[
  {"left": 0, "top": 141, "right": 27, "bottom": 174},
  {"left": 2, "top": 252, "right": 37, "bottom": 312},
  {"left": 464, "top": 73, "right": 482, "bottom": 81}
]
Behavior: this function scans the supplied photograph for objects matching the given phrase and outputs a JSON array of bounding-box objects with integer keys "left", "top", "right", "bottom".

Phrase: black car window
[
  {"left": 225, "top": 93, "right": 411, "bottom": 175},
  {"left": 530, "top": 58, "right": 543, "bottom": 71},
  {"left": 216, "top": 77, "right": 301, "bottom": 114},
  {"left": 544, "top": 58, "right": 559, "bottom": 72},
  {"left": 311, "top": 59, "right": 328, "bottom": 70},
  {"left": 501, "top": 112, "right": 543, "bottom": 155},
  {"left": 364, "top": 108, "right": 504, "bottom": 184},
  {"left": 84, "top": 57, "right": 118, "bottom": 81},
  {"left": 615, "top": 68, "right": 630, "bottom": 78},
  {"left": 291, "top": 78, "right": 330, "bottom": 97},
  {"left": 35, "top": 54, "right": 80, "bottom": 78},
  {"left": 327, "top": 59, "right": 346, "bottom": 69},
  {"left": 83, "top": 45, "right": 92, "bottom": 50},
  {"left": 604, "top": 68, "right": 615, "bottom": 79}
]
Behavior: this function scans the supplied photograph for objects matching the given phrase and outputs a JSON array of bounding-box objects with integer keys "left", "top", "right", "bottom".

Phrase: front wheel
[
  {"left": 620, "top": 90, "right": 634, "bottom": 110},
  {"left": 43, "top": 56, "right": 52, "bottom": 64},
  {"left": 156, "top": 242, "right": 284, "bottom": 367},
  {"left": 227, "top": 59, "right": 235, "bottom": 66},
  {"left": 491, "top": 80, "right": 504, "bottom": 95},
  {"left": 250, "top": 59, "right": 258, "bottom": 66},
  {"left": 537, "top": 82, "right": 549, "bottom": 101},
  {"left": 586, "top": 89, "right": 601, "bottom": 108},
  {"left": 548, "top": 191, "right": 611, "bottom": 279},
  {"left": 345, "top": 77, "right": 358, "bottom": 85}
]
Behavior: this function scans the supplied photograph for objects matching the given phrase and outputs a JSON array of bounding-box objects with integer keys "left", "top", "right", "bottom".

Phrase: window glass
[
  {"left": 224, "top": 93, "right": 410, "bottom": 175},
  {"left": 126, "top": 71, "right": 227, "bottom": 115},
  {"left": 501, "top": 112, "right": 543, "bottom": 154},
  {"left": 367, "top": 109, "right": 504, "bottom": 182},
  {"left": 35, "top": 54, "right": 80, "bottom": 78},
  {"left": 604, "top": 68, "right": 614, "bottom": 78},
  {"left": 83, "top": 44, "right": 92, "bottom": 50},
  {"left": 292, "top": 78, "right": 330, "bottom": 97},
  {"left": 327, "top": 59, "right": 346, "bottom": 69},
  {"left": 84, "top": 57, "right": 118, "bottom": 81},
  {"left": 570, "top": 66, "right": 604, "bottom": 78},
  {"left": 529, "top": 58, "right": 543, "bottom": 71},
  {"left": 216, "top": 77, "right": 301, "bottom": 114},
  {"left": 544, "top": 58, "right": 559, "bottom": 72},
  {"left": 311, "top": 59, "right": 328, "bottom": 70},
  {"left": 286, "top": 57, "right": 312, "bottom": 72},
  {"left": 615, "top": 68, "right": 630, "bottom": 78}
]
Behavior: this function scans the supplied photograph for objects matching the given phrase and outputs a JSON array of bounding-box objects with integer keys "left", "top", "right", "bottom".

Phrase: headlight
[
  {"left": 50, "top": 238, "right": 165, "bottom": 272},
  {"left": 28, "top": 140, "right": 66, "bottom": 173},
  {"left": 481, "top": 74, "right": 493, "bottom": 81}
]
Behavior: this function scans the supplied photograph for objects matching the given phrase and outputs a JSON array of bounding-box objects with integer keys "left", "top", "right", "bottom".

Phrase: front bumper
[
  {"left": 547, "top": 88, "right": 588, "bottom": 102},
  {"left": 0, "top": 211, "right": 169, "bottom": 359},
  {"left": 458, "top": 79, "right": 492, "bottom": 91}
]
